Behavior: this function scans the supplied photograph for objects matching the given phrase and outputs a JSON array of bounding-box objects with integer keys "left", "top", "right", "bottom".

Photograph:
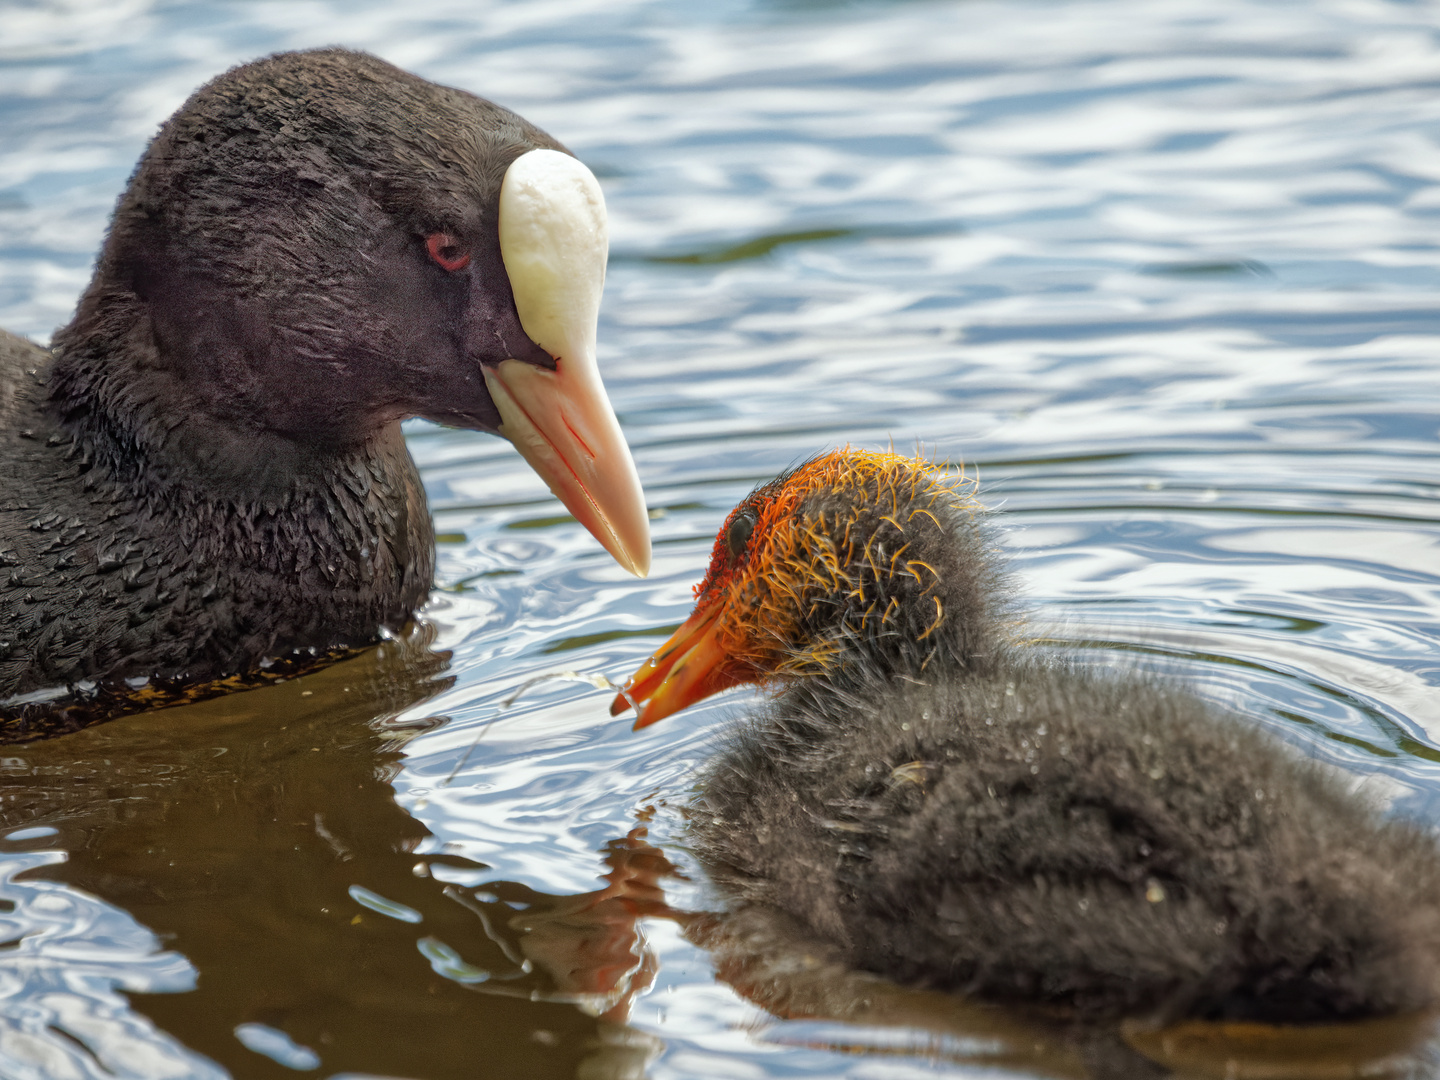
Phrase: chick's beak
[
  {"left": 610, "top": 602, "right": 747, "bottom": 728},
  {"left": 494, "top": 148, "right": 651, "bottom": 577}
]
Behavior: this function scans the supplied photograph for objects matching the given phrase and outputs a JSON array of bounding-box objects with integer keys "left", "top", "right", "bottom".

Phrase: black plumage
[
  {"left": 0, "top": 49, "right": 631, "bottom": 739},
  {"left": 617, "top": 449, "right": 1440, "bottom": 1027}
]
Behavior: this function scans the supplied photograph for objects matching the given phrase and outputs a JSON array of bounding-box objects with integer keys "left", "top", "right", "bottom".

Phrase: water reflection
[
  {"left": 449, "top": 829, "right": 672, "bottom": 1017},
  {"left": 438, "top": 829, "right": 673, "bottom": 1078},
  {"left": 0, "top": 627, "right": 638, "bottom": 1079}
]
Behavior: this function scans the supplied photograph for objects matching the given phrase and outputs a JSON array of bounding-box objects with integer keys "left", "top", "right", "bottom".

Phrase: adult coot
[
  {"left": 0, "top": 49, "right": 650, "bottom": 739},
  {"left": 613, "top": 450, "right": 1440, "bottom": 1027}
]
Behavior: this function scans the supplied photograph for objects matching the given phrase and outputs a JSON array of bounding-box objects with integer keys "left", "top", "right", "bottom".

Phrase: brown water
[{"left": 4, "top": 0, "right": 1440, "bottom": 1076}]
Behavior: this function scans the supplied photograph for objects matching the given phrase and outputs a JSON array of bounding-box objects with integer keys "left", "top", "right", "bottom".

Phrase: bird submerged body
[{"left": 616, "top": 449, "right": 1440, "bottom": 1028}]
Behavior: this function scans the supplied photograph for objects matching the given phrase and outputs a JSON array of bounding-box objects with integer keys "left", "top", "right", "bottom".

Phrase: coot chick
[
  {"left": 0, "top": 49, "right": 650, "bottom": 739},
  {"left": 613, "top": 449, "right": 1440, "bottom": 1026}
]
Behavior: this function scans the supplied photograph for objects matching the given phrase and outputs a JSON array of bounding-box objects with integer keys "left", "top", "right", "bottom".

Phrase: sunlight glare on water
[{"left": 2, "top": 0, "right": 1440, "bottom": 1076}]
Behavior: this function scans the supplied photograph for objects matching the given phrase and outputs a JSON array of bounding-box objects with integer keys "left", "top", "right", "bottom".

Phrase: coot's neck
[
  {"left": 42, "top": 289, "right": 435, "bottom": 647},
  {"left": 48, "top": 283, "right": 390, "bottom": 507}
]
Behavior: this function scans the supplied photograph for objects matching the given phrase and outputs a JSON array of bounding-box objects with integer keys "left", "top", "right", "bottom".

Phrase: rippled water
[{"left": 4, "top": 0, "right": 1440, "bottom": 1075}]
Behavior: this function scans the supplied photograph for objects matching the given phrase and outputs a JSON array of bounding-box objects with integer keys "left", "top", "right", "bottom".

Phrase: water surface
[{"left": 3, "top": 0, "right": 1440, "bottom": 1076}]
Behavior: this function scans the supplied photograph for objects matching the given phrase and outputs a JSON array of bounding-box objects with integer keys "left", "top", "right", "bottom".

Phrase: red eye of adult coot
[{"left": 425, "top": 232, "right": 471, "bottom": 272}]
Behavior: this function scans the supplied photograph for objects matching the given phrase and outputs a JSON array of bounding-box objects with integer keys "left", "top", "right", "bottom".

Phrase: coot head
[
  {"left": 612, "top": 450, "right": 1009, "bottom": 726},
  {"left": 52, "top": 48, "right": 649, "bottom": 574}
]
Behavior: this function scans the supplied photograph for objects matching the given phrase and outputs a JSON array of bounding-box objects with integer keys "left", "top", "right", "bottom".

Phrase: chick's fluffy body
[{"left": 689, "top": 452, "right": 1440, "bottom": 1025}]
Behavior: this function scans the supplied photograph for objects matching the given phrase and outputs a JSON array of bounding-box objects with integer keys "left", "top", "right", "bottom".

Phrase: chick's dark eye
[
  {"left": 425, "top": 232, "right": 471, "bottom": 272},
  {"left": 726, "top": 507, "right": 757, "bottom": 560}
]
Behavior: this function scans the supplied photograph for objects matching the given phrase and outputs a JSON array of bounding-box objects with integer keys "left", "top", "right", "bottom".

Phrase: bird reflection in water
[
  {"left": 0, "top": 624, "right": 658, "bottom": 1080},
  {"left": 444, "top": 830, "right": 671, "bottom": 1021},
  {"left": 437, "top": 828, "right": 672, "bottom": 1077}
]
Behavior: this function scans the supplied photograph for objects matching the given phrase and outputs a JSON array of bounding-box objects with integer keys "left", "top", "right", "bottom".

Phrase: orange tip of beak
[{"left": 610, "top": 606, "right": 746, "bottom": 729}]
